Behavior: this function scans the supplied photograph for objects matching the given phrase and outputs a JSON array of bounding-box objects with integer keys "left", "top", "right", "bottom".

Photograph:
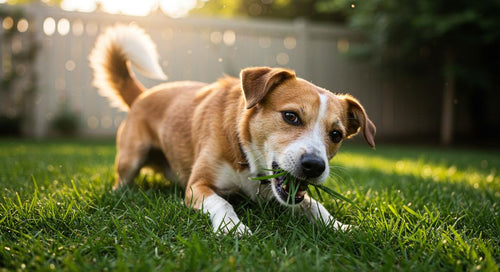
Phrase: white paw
[
  {"left": 213, "top": 217, "right": 253, "bottom": 236},
  {"left": 202, "top": 194, "right": 253, "bottom": 236},
  {"left": 302, "top": 197, "right": 355, "bottom": 231},
  {"left": 328, "top": 218, "right": 355, "bottom": 231}
]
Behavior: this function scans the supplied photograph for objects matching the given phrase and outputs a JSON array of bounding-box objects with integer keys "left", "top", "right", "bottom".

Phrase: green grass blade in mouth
[
  {"left": 282, "top": 174, "right": 291, "bottom": 187},
  {"left": 253, "top": 168, "right": 356, "bottom": 205},
  {"left": 250, "top": 172, "right": 286, "bottom": 180},
  {"left": 287, "top": 176, "right": 301, "bottom": 205},
  {"left": 312, "top": 184, "right": 324, "bottom": 202}
]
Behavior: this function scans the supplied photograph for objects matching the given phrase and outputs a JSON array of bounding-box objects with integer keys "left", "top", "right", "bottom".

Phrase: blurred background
[{"left": 0, "top": 0, "right": 499, "bottom": 146}]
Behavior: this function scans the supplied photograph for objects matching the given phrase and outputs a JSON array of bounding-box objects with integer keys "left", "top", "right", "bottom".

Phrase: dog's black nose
[{"left": 300, "top": 154, "right": 325, "bottom": 178}]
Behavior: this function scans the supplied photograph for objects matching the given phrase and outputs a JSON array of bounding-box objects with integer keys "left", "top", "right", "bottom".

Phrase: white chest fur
[{"left": 214, "top": 163, "right": 271, "bottom": 201}]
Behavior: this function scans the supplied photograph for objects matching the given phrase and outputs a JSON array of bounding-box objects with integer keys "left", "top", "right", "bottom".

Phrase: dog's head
[{"left": 239, "top": 67, "right": 376, "bottom": 205}]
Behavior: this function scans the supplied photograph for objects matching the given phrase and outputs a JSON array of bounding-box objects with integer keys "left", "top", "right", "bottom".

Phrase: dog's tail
[{"left": 89, "top": 25, "right": 167, "bottom": 111}]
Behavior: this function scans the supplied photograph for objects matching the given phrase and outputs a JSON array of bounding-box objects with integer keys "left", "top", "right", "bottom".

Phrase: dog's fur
[{"left": 89, "top": 25, "right": 376, "bottom": 235}]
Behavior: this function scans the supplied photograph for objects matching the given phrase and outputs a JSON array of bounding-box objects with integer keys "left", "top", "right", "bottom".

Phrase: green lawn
[{"left": 0, "top": 139, "right": 499, "bottom": 271}]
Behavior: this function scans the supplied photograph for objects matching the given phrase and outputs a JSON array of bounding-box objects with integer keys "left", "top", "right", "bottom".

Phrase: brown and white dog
[{"left": 89, "top": 25, "right": 376, "bottom": 235}]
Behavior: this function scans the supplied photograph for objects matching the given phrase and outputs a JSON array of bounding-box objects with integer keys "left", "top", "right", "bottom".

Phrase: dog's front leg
[
  {"left": 300, "top": 195, "right": 351, "bottom": 231},
  {"left": 186, "top": 180, "right": 252, "bottom": 236}
]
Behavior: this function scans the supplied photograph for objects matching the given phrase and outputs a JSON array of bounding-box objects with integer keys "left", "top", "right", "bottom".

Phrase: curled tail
[{"left": 89, "top": 25, "right": 166, "bottom": 111}]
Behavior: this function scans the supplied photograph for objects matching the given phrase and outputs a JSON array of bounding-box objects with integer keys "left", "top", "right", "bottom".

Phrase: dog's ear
[
  {"left": 342, "top": 95, "right": 376, "bottom": 148},
  {"left": 240, "top": 67, "right": 295, "bottom": 109}
]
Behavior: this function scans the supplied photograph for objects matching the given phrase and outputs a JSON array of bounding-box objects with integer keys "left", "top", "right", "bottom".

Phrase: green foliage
[
  {"left": 0, "top": 6, "right": 38, "bottom": 136},
  {"left": 315, "top": 0, "right": 500, "bottom": 142},
  {"left": 50, "top": 105, "right": 80, "bottom": 136},
  {"left": 315, "top": 0, "right": 500, "bottom": 78},
  {"left": 193, "top": 0, "right": 346, "bottom": 22},
  {"left": 191, "top": 0, "right": 241, "bottom": 18},
  {"left": 1, "top": 140, "right": 499, "bottom": 271}
]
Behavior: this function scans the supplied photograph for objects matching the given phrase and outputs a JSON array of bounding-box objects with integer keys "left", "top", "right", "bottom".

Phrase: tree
[
  {"left": 0, "top": 6, "right": 38, "bottom": 136},
  {"left": 316, "top": 0, "right": 500, "bottom": 145},
  {"left": 193, "top": 0, "right": 346, "bottom": 22}
]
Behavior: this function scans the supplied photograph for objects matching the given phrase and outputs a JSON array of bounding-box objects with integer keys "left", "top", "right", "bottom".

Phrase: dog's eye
[
  {"left": 282, "top": 111, "right": 301, "bottom": 126},
  {"left": 329, "top": 130, "right": 343, "bottom": 143}
]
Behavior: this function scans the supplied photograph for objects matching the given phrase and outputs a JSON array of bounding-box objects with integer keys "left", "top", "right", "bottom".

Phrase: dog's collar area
[
  {"left": 237, "top": 135, "right": 269, "bottom": 186},
  {"left": 237, "top": 161, "right": 250, "bottom": 168},
  {"left": 237, "top": 139, "right": 250, "bottom": 169},
  {"left": 259, "top": 179, "right": 271, "bottom": 185}
]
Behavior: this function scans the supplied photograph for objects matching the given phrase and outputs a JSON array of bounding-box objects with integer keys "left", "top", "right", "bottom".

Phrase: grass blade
[
  {"left": 250, "top": 172, "right": 286, "bottom": 180},
  {"left": 313, "top": 184, "right": 357, "bottom": 207},
  {"left": 312, "top": 184, "right": 324, "bottom": 202}
]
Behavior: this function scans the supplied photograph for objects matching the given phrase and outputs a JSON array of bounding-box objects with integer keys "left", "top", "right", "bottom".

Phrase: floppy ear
[
  {"left": 343, "top": 95, "right": 376, "bottom": 148},
  {"left": 240, "top": 67, "right": 295, "bottom": 109}
]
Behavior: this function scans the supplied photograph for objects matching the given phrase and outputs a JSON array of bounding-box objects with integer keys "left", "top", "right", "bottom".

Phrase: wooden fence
[{"left": 1, "top": 3, "right": 442, "bottom": 140}]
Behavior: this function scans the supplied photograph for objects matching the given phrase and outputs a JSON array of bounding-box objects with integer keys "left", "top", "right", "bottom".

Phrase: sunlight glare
[
  {"left": 57, "top": 18, "right": 70, "bottom": 36},
  {"left": 159, "top": 0, "right": 197, "bottom": 18},
  {"left": 43, "top": 17, "right": 56, "bottom": 36},
  {"left": 61, "top": 0, "right": 97, "bottom": 13},
  {"left": 101, "top": 0, "right": 156, "bottom": 16},
  {"left": 60, "top": 0, "right": 197, "bottom": 17},
  {"left": 17, "top": 18, "right": 29, "bottom": 32}
]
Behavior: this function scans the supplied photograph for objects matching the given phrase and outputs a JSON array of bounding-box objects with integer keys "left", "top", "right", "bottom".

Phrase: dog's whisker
[
  {"left": 329, "top": 164, "right": 348, "bottom": 170},
  {"left": 328, "top": 165, "right": 346, "bottom": 174},
  {"left": 328, "top": 172, "right": 344, "bottom": 183},
  {"left": 326, "top": 165, "right": 348, "bottom": 181}
]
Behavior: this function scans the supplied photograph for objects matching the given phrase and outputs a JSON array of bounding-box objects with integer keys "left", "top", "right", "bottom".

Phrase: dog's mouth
[{"left": 271, "top": 162, "right": 308, "bottom": 205}]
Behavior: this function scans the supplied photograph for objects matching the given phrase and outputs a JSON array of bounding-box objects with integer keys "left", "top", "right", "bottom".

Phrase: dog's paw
[
  {"left": 214, "top": 218, "right": 253, "bottom": 236},
  {"left": 328, "top": 219, "right": 356, "bottom": 232},
  {"left": 203, "top": 194, "right": 253, "bottom": 236},
  {"left": 303, "top": 198, "right": 355, "bottom": 232}
]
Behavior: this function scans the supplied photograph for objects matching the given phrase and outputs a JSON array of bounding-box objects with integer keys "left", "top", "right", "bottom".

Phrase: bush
[{"left": 50, "top": 107, "right": 80, "bottom": 136}]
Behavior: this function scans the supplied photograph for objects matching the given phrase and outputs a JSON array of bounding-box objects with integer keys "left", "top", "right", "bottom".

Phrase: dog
[{"left": 89, "top": 25, "right": 376, "bottom": 235}]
